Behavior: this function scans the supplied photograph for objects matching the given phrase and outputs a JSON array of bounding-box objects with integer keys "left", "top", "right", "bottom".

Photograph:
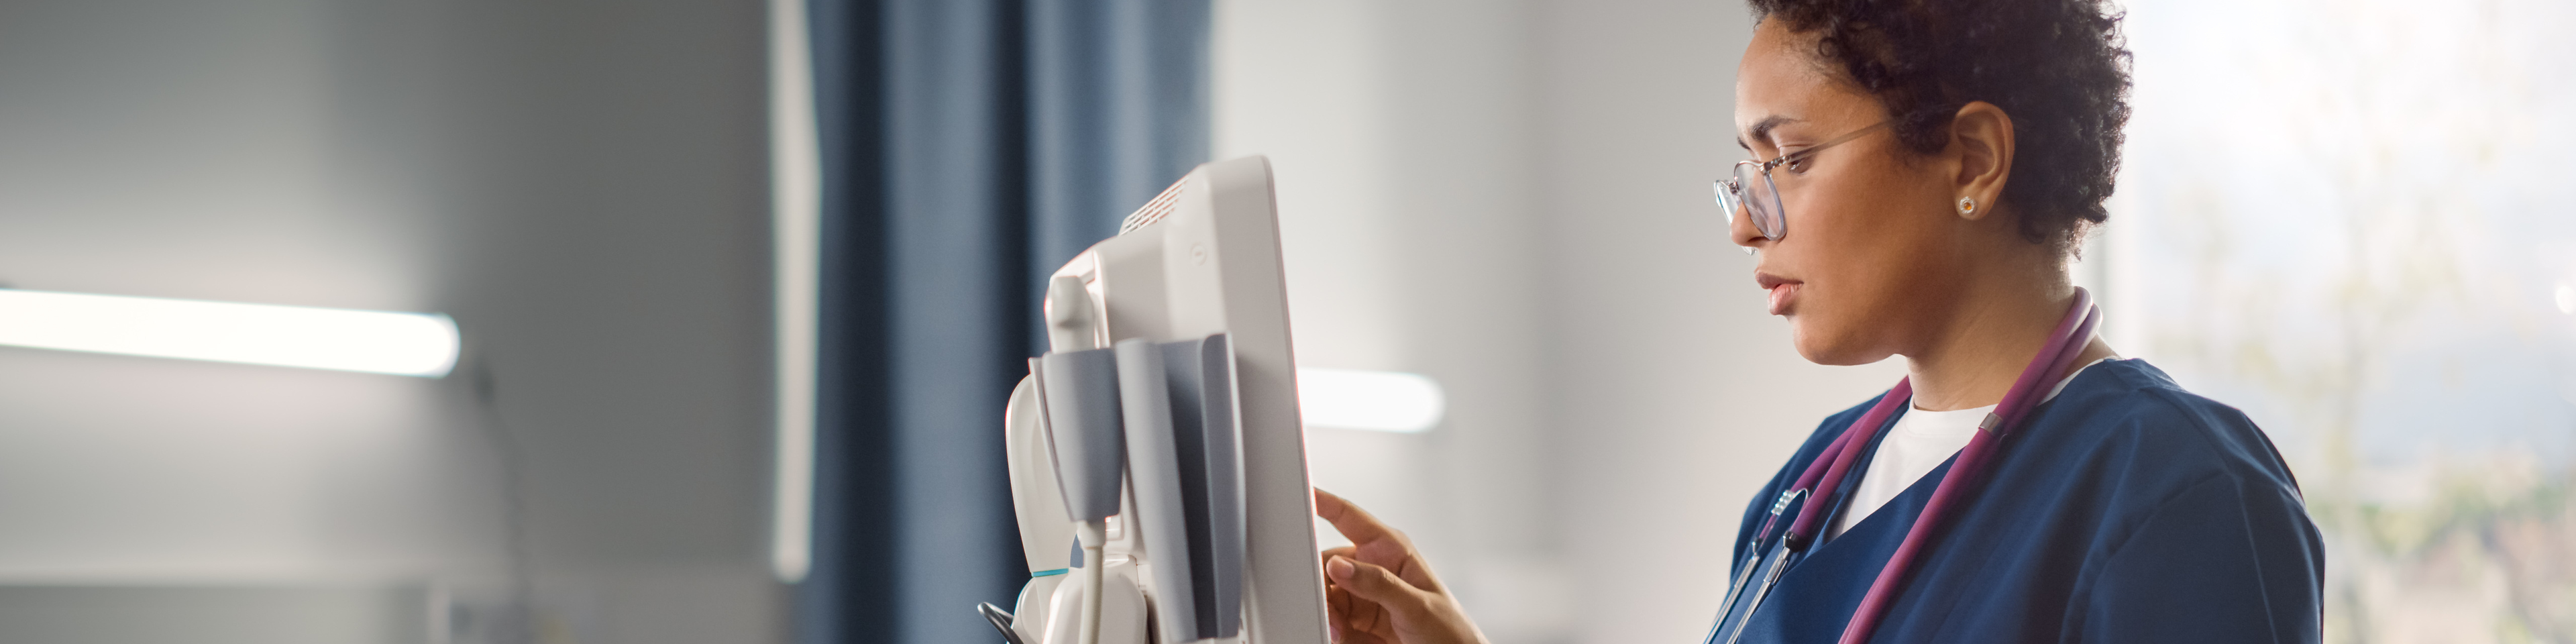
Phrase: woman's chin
[{"left": 1788, "top": 327, "right": 1888, "bottom": 367}]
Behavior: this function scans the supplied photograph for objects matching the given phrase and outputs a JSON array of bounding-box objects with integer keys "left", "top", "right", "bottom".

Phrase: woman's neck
[{"left": 1901, "top": 281, "right": 2116, "bottom": 411}]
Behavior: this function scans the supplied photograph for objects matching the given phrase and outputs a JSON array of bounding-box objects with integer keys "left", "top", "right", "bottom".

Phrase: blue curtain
[{"left": 802, "top": 1, "right": 1210, "bottom": 642}]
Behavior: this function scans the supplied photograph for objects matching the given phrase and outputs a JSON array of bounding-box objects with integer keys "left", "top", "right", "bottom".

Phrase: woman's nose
[{"left": 1727, "top": 199, "right": 1768, "bottom": 252}]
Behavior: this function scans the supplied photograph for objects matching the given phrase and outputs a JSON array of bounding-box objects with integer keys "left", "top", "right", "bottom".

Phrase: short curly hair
[{"left": 1747, "top": 0, "right": 2132, "bottom": 255}]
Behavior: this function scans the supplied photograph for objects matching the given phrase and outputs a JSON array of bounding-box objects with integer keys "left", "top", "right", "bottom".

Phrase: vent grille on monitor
[{"left": 1116, "top": 176, "right": 1191, "bottom": 235}]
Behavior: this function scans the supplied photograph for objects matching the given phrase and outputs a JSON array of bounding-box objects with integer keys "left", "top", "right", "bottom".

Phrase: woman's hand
[{"left": 1313, "top": 489, "right": 1490, "bottom": 644}]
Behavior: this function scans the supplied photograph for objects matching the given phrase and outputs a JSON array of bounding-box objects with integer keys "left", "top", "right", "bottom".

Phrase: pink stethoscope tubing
[{"left": 1711, "top": 288, "right": 2102, "bottom": 644}]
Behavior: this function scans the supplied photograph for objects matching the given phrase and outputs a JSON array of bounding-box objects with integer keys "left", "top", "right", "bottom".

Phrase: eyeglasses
[{"left": 1713, "top": 120, "right": 1891, "bottom": 243}]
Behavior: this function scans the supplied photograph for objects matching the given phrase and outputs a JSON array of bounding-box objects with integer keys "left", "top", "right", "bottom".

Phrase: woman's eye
[{"left": 1774, "top": 148, "right": 1811, "bottom": 172}]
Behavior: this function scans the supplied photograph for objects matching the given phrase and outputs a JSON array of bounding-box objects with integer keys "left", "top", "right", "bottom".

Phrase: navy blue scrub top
[{"left": 1728, "top": 359, "right": 2324, "bottom": 644}]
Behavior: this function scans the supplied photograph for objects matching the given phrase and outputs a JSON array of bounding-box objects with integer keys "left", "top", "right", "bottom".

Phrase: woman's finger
[
  {"left": 1325, "top": 580, "right": 1354, "bottom": 624},
  {"left": 1315, "top": 489, "right": 1407, "bottom": 548},
  {"left": 1320, "top": 545, "right": 1357, "bottom": 566},
  {"left": 1326, "top": 555, "right": 1433, "bottom": 622},
  {"left": 1331, "top": 577, "right": 1387, "bottom": 637},
  {"left": 1318, "top": 490, "right": 1453, "bottom": 600}
]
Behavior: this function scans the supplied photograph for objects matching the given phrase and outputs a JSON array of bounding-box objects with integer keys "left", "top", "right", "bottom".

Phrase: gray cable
[{"left": 464, "top": 360, "right": 538, "bottom": 644}]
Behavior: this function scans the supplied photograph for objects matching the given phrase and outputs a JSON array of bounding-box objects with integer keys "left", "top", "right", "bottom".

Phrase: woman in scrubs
[{"left": 1311, "top": 0, "right": 2325, "bottom": 642}]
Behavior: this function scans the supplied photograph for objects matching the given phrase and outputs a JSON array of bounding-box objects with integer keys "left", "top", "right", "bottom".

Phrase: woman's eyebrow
[
  {"left": 1739, "top": 115, "right": 1802, "bottom": 150},
  {"left": 1752, "top": 117, "right": 1792, "bottom": 146}
]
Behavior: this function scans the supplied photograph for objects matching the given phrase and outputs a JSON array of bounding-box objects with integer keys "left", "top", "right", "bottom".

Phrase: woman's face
[{"left": 1731, "top": 19, "right": 1972, "bottom": 366}]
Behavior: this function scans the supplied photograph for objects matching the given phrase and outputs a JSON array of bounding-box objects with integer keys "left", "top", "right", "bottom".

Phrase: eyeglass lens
[
  {"left": 1729, "top": 163, "right": 1784, "bottom": 239},
  {"left": 1715, "top": 179, "right": 1743, "bottom": 226}
]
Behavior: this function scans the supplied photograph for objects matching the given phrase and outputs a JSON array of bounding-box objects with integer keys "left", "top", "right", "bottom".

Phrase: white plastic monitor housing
[{"left": 1004, "top": 155, "right": 1328, "bottom": 644}]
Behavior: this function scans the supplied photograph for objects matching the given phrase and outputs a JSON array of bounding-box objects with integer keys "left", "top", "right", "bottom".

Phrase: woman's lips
[{"left": 1755, "top": 272, "right": 1801, "bottom": 316}]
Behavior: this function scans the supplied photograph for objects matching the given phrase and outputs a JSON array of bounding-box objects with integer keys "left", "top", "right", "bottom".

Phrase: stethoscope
[{"left": 1705, "top": 288, "right": 2102, "bottom": 644}]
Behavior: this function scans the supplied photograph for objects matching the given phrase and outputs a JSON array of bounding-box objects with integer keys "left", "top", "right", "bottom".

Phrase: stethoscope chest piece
[{"left": 1706, "top": 488, "right": 1818, "bottom": 644}]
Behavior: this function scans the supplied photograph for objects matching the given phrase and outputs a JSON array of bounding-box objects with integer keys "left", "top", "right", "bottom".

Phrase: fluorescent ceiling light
[
  {"left": 0, "top": 289, "right": 460, "bottom": 378},
  {"left": 1297, "top": 368, "right": 1446, "bottom": 433}
]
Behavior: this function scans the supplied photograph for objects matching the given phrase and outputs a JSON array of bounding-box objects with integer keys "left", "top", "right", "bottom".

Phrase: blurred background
[{"left": 0, "top": 1, "right": 2565, "bottom": 644}]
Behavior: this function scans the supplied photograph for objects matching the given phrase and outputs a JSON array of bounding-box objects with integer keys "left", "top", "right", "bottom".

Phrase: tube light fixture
[
  {"left": 1297, "top": 368, "right": 1447, "bottom": 433},
  {"left": 0, "top": 289, "right": 460, "bottom": 378},
  {"left": 767, "top": 0, "right": 824, "bottom": 584}
]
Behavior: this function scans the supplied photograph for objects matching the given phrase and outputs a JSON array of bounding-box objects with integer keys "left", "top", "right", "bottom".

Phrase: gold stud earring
[{"left": 1957, "top": 197, "right": 1977, "bottom": 215}]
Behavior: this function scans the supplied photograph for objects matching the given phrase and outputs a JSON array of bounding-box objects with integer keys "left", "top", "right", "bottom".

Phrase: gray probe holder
[
  {"left": 1037, "top": 346, "right": 1126, "bottom": 522},
  {"left": 1032, "top": 333, "right": 1247, "bottom": 641}
]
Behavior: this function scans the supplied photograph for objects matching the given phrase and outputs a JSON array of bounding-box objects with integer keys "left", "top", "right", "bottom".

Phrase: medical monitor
[{"left": 1005, "top": 155, "right": 1328, "bottom": 644}]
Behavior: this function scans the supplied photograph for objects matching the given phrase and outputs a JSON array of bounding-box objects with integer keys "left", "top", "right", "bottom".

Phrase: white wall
[
  {"left": 1212, "top": 0, "right": 1557, "bottom": 639},
  {"left": 1532, "top": 2, "right": 1910, "bottom": 642},
  {"left": 0, "top": 1, "right": 780, "bottom": 642},
  {"left": 1214, "top": 1, "right": 1904, "bottom": 643}
]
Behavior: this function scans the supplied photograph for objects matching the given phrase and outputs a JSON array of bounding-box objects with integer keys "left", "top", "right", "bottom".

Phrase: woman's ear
[{"left": 1946, "top": 101, "right": 2015, "bottom": 221}]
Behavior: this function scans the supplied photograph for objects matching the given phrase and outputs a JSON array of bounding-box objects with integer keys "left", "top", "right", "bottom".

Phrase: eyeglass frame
[{"left": 1713, "top": 119, "right": 1893, "bottom": 245}]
